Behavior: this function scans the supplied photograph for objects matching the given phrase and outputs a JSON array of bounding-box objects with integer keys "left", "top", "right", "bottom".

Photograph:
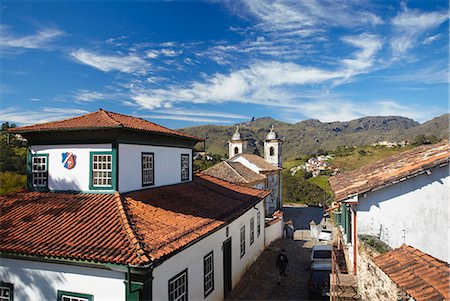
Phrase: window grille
[
  {"left": 203, "top": 252, "right": 214, "bottom": 297},
  {"left": 181, "top": 154, "right": 190, "bottom": 181},
  {"left": 32, "top": 155, "right": 48, "bottom": 188},
  {"left": 250, "top": 217, "right": 255, "bottom": 245},
  {"left": 0, "top": 283, "right": 13, "bottom": 301},
  {"left": 169, "top": 269, "right": 188, "bottom": 301},
  {"left": 92, "top": 154, "right": 112, "bottom": 187},
  {"left": 257, "top": 212, "right": 261, "bottom": 237},
  {"left": 240, "top": 225, "right": 246, "bottom": 258},
  {"left": 142, "top": 153, "right": 154, "bottom": 186}
]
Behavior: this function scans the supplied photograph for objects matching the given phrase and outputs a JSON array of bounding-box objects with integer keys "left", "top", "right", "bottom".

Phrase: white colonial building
[
  {"left": 203, "top": 125, "right": 283, "bottom": 216},
  {"left": 329, "top": 142, "right": 450, "bottom": 272},
  {"left": 0, "top": 109, "right": 271, "bottom": 301}
]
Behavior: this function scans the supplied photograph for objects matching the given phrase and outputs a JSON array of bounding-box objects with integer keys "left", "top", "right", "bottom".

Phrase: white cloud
[
  {"left": 390, "top": 7, "right": 448, "bottom": 56},
  {"left": 74, "top": 90, "right": 107, "bottom": 102},
  {"left": 339, "top": 33, "right": 383, "bottom": 80},
  {"left": 146, "top": 50, "right": 159, "bottom": 58},
  {"left": 153, "top": 108, "right": 249, "bottom": 119},
  {"left": 234, "top": 0, "right": 382, "bottom": 36},
  {"left": 160, "top": 48, "right": 180, "bottom": 57},
  {"left": 1, "top": 107, "right": 89, "bottom": 125},
  {"left": 379, "top": 65, "right": 449, "bottom": 85},
  {"left": 141, "top": 114, "right": 233, "bottom": 124},
  {"left": 0, "top": 25, "right": 64, "bottom": 49},
  {"left": 290, "top": 99, "right": 442, "bottom": 123},
  {"left": 423, "top": 34, "right": 441, "bottom": 45},
  {"left": 71, "top": 49, "right": 148, "bottom": 73},
  {"left": 130, "top": 60, "right": 344, "bottom": 110}
]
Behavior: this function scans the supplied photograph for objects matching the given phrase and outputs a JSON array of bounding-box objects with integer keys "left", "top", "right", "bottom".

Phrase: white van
[{"left": 310, "top": 244, "right": 332, "bottom": 263}]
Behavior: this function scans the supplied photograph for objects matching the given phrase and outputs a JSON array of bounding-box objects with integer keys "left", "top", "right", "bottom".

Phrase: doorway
[{"left": 223, "top": 237, "right": 232, "bottom": 298}]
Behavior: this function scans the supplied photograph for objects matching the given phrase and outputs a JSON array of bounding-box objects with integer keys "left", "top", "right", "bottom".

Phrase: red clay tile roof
[
  {"left": 373, "top": 245, "right": 450, "bottom": 301},
  {"left": 9, "top": 109, "right": 202, "bottom": 141},
  {"left": 0, "top": 191, "right": 146, "bottom": 265},
  {"left": 232, "top": 153, "right": 280, "bottom": 172},
  {"left": 202, "top": 161, "right": 266, "bottom": 184},
  {"left": 329, "top": 141, "right": 450, "bottom": 201},
  {"left": 124, "top": 173, "right": 269, "bottom": 261},
  {"left": 0, "top": 174, "right": 268, "bottom": 266}
]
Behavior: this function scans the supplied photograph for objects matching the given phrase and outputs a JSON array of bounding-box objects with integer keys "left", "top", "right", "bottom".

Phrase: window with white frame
[
  {"left": 168, "top": 269, "right": 188, "bottom": 301},
  {"left": 91, "top": 153, "right": 112, "bottom": 188},
  {"left": 181, "top": 154, "right": 190, "bottom": 181},
  {"left": 257, "top": 212, "right": 261, "bottom": 237},
  {"left": 32, "top": 154, "right": 48, "bottom": 188},
  {"left": 142, "top": 153, "right": 154, "bottom": 186},
  {"left": 240, "top": 225, "right": 245, "bottom": 258},
  {"left": 57, "top": 290, "right": 93, "bottom": 301},
  {"left": 250, "top": 217, "right": 255, "bottom": 245},
  {"left": 203, "top": 251, "right": 214, "bottom": 298},
  {"left": 0, "top": 283, "right": 13, "bottom": 301}
]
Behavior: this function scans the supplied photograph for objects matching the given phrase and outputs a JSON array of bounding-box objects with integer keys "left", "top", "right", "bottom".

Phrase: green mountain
[{"left": 180, "top": 114, "right": 449, "bottom": 160}]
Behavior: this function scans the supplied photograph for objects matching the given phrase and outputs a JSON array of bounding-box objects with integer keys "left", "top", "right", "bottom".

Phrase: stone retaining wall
[{"left": 357, "top": 239, "right": 411, "bottom": 301}]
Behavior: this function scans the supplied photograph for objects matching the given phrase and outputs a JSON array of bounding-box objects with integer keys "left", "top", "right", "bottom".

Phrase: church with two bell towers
[{"left": 203, "top": 125, "right": 283, "bottom": 216}]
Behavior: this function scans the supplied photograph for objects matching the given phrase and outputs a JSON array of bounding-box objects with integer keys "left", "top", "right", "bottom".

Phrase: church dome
[
  {"left": 231, "top": 125, "right": 242, "bottom": 141},
  {"left": 266, "top": 125, "right": 278, "bottom": 140}
]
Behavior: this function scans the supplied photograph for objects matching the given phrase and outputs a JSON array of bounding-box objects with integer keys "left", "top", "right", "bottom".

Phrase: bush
[
  {"left": 0, "top": 172, "right": 26, "bottom": 195},
  {"left": 359, "top": 234, "right": 391, "bottom": 254},
  {"left": 412, "top": 135, "right": 440, "bottom": 146},
  {"left": 282, "top": 171, "right": 330, "bottom": 205}
]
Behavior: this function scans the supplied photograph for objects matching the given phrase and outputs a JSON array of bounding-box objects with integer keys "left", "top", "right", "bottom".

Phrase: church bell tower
[
  {"left": 264, "top": 125, "right": 282, "bottom": 167},
  {"left": 228, "top": 125, "right": 248, "bottom": 158}
]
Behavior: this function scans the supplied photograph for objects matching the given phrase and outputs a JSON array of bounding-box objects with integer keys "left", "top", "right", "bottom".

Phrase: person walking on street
[{"left": 276, "top": 249, "right": 289, "bottom": 287}]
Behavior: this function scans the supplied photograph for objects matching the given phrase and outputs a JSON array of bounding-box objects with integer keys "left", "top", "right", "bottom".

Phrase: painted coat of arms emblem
[{"left": 61, "top": 152, "right": 76, "bottom": 170}]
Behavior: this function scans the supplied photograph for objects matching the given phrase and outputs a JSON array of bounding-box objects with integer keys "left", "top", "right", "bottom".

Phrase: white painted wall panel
[
  {"left": 0, "top": 258, "right": 125, "bottom": 301},
  {"left": 357, "top": 165, "right": 449, "bottom": 262},
  {"left": 265, "top": 218, "right": 284, "bottom": 247},
  {"left": 118, "top": 144, "right": 192, "bottom": 192},
  {"left": 32, "top": 144, "right": 112, "bottom": 192},
  {"left": 230, "top": 156, "right": 261, "bottom": 173},
  {"left": 152, "top": 199, "right": 265, "bottom": 301}
]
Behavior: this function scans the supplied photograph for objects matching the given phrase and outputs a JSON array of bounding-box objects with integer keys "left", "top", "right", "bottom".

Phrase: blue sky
[{"left": 1, "top": 0, "right": 448, "bottom": 128}]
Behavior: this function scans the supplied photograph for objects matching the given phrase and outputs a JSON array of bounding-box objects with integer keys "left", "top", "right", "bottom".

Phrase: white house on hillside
[
  {"left": 0, "top": 109, "right": 270, "bottom": 301},
  {"left": 329, "top": 142, "right": 450, "bottom": 273}
]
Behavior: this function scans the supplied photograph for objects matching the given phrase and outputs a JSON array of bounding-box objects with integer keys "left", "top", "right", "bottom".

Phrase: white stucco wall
[
  {"left": 266, "top": 173, "right": 279, "bottom": 214},
  {"left": 228, "top": 141, "right": 248, "bottom": 159},
  {"left": 263, "top": 141, "right": 281, "bottom": 167},
  {"left": 230, "top": 156, "right": 260, "bottom": 174},
  {"left": 152, "top": 199, "right": 265, "bottom": 301},
  {"left": 265, "top": 218, "right": 284, "bottom": 247},
  {"left": 0, "top": 258, "right": 125, "bottom": 301},
  {"left": 356, "top": 165, "right": 449, "bottom": 262},
  {"left": 118, "top": 144, "right": 192, "bottom": 192},
  {"left": 31, "top": 144, "right": 112, "bottom": 192}
]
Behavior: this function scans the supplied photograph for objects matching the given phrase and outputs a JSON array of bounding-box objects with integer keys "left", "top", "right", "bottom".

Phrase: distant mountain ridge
[{"left": 180, "top": 114, "right": 449, "bottom": 159}]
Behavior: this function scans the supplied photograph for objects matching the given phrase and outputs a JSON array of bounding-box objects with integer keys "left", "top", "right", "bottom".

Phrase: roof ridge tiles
[
  {"left": 100, "top": 109, "right": 123, "bottom": 127},
  {"left": 224, "top": 161, "right": 249, "bottom": 183},
  {"left": 196, "top": 173, "right": 270, "bottom": 200},
  {"left": 113, "top": 192, "right": 150, "bottom": 264}
]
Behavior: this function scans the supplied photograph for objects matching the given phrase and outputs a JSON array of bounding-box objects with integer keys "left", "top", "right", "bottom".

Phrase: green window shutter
[
  {"left": 57, "top": 290, "right": 93, "bottom": 301},
  {"left": 125, "top": 282, "right": 142, "bottom": 301}
]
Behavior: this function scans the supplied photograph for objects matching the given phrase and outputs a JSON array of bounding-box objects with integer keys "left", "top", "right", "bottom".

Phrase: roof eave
[{"left": 10, "top": 126, "right": 203, "bottom": 142}]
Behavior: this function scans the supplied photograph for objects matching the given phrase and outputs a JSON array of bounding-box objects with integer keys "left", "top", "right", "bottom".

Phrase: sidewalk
[{"left": 227, "top": 233, "right": 317, "bottom": 301}]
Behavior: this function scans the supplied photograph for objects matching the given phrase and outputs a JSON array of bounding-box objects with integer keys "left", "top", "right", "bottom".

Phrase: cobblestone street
[
  {"left": 227, "top": 206, "right": 327, "bottom": 301},
  {"left": 227, "top": 235, "right": 316, "bottom": 301}
]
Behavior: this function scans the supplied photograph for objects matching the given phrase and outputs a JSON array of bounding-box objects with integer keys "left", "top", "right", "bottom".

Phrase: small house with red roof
[{"left": 0, "top": 110, "right": 270, "bottom": 301}]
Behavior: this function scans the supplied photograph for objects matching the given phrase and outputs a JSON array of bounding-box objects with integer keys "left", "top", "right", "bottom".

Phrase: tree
[
  {"left": 0, "top": 122, "right": 27, "bottom": 174},
  {"left": 412, "top": 135, "right": 439, "bottom": 146},
  {"left": 282, "top": 171, "right": 330, "bottom": 205}
]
